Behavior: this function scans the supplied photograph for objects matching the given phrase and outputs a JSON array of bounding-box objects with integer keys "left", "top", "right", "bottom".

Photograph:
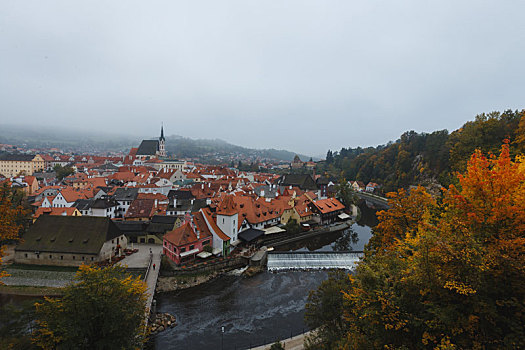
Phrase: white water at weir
[{"left": 267, "top": 252, "right": 363, "bottom": 271}]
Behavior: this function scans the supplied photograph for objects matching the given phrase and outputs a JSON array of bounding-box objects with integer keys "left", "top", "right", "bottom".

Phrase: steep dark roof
[
  {"left": 16, "top": 216, "right": 122, "bottom": 255},
  {"left": 167, "top": 189, "right": 195, "bottom": 201},
  {"left": 277, "top": 174, "right": 318, "bottom": 190},
  {"left": 238, "top": 228, "right": 264, "bottom": 242},
  {"left": 73, "top": 199, "right": 94, "bottom": 211},
  {"left": 0, "top": 154, "right": 36, "bottom": 161},
  {"left": 113, "top": 188, "right": 139, "bottom": 201},
  {"left": 167, "top": 199, "right": 192, "bottom": 212},
  {"left": 136, "top": 140, "right": 159, "bottom": 156},
  {"left": 114, "top": 221, "right": 147, "bottom": 237},
  {"left": 191, "top": 199, "right": 208, "bottom": 212},
  {"left": 91, "top": 197, "right": 119, "bottom": 209},
  {"left": 147, "top": 216, "right": 178, "bottom": 234},
  {"left": 151, "top": 215, "right": 178, "bottom": 225}
]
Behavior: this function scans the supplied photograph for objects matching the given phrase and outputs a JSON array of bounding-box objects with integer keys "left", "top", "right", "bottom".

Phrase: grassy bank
[{"left": 0, "top": 285, "right": 64, "bottom": 297}]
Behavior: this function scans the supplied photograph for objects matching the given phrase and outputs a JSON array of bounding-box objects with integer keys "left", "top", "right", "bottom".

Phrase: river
[{"left": 153, "top": 203, "right": 378, "bottom": 349}]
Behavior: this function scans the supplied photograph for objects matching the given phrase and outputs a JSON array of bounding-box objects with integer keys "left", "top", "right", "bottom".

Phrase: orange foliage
[
  {"left": 340, "top": 143, "right": 525, "bottom": 349},
  {"left": 0, "top": 184, "right": 27, "bottom": 282}
]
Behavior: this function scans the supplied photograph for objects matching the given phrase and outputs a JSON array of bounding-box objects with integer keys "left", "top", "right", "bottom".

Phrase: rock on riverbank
[{"left": 150, "top": 312, "right": 177, "bottom": 334}]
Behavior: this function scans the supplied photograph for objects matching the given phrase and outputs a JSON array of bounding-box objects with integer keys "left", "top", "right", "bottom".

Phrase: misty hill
[
  {"left": 0, "top": 124, "right": 312, "bottom": 162},
  {"left": 164, "top": 135, "right": 313, "bottom": 162}
]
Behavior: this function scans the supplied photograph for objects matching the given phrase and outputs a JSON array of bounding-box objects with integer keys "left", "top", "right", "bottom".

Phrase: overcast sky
[{"left": 1, "top": 1, "right": 524, "bottom": 156}]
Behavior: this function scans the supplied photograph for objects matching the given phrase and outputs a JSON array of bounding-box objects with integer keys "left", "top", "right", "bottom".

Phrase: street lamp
[{"left": 221, "top": 326, "right": 225, "bottom": 350}]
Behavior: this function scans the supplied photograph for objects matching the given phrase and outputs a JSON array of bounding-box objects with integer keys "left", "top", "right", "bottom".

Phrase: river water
[{"left": 153, "top": 203, "right": 378, "bottom": 350}]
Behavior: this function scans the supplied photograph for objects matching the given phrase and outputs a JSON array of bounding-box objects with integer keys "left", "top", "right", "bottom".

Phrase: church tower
[{"left": 158, "top": 124, "right": 166, "bottom": 157}]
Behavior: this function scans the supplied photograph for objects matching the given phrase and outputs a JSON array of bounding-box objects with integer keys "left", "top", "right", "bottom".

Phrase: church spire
[
  {"left": 158, "top": 123, "right": 166, "bottom": 157},
  {"left": 160, "top": 123, "right": 165, "bottom": 141}
]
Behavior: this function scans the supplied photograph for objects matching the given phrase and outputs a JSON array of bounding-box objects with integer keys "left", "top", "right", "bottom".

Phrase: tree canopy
[
  {"left": 319, "top": 110, "right": 524, "bottom": 192},
  {"left": 308, "top": 142, "right": 525, "bottom": 349},
  {"left": 0, "top": 183, "right": 28, "bottom": 282},
  {"left": 33, "top": 264, "right": 149, "bottom": 350}
]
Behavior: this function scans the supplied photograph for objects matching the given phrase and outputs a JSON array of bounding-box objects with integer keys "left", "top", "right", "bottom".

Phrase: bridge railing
[{"left": 143, "top": 253, "right": 153, "bottom": 282}]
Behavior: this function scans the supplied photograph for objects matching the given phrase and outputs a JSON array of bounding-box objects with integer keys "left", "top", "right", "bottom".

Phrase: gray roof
[
  {"left": 114, "top": 221, "right": 148, "bottom": 236},
  {"left": 167, "top": 199, "right": 192, "bottom": 212},
  {"left": 151, "top": 215, "right": 179, "bottom": 225},
  {"left": 113, "top": 188, "right": 139, "bottom": 201},
  {"left": 94, "top": 163, "right": 118, "bottom": 171},
  {"left": 16, "top": 216, "right": 122, "bottom": 255},
  {"left": 167, "top": 189, "right": 195, "bottom": 200},
  {"left": 191, "top": 199, "right": 208, "bottom": 212},
  {"left": 73, "top": 199, "right": 94, "bottom": 211},
  {"left": 136, "top": 140, "right": 159, "bottom": 156},
  {"left": 277, "top": 174, "right": 318, "bottom": 190},
  {"left": 91, "top": 197, "right": 119, "bottom": 209},
  {"left": 0, "top": 153, "right": 36, "bottom": 161}
]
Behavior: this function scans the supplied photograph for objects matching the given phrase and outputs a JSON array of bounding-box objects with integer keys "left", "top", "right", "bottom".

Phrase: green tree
[
  {"left": 0, "top": 300, "right": 38, "bottom": 349},
  {"left": 304, "top": 270, "right": 351, "bottom": 349},
  {"left": 53, "top": 165, "right": 75, "bottom": 181},
  {"left": 33, "top": 264, "right": 149, "bottom": 349},
  {"left": 334, "top": 175, "right": 357, "bottom": 209},
  {"left": 284, "top": 218, "right": 301, "bottom": 235},
  {"left": 270, "top": 341, "right": 285, "bottom": 350}
]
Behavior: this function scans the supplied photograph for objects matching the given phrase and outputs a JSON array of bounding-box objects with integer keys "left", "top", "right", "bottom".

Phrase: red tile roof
[
  {"left": 312, "top": 197, "right": 345, "bottom": 214},
  {"left": 201, "top": 208, "right": 230, "bottom": 241},
  {"left": 216, "top": 195, "right": 237, "bottom": 216},
  {"left": 164, "top": 222, "right": 198, "bottom": 246}
]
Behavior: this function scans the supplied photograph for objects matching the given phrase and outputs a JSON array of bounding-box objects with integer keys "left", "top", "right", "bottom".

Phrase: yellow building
[{"left": 0, "top": 154, "right": 45, "bottom": 178}]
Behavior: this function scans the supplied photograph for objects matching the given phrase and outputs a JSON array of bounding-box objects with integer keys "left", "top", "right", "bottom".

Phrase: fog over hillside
[{"left": 0, "top": 124, "right": 315, "bottom": 162}]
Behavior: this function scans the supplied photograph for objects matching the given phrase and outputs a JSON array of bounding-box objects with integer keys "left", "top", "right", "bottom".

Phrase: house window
[
  {"left": 181, "top": 247, "right": 186, "bottom": 253},
  {"left": 82, "top": 256, "right": 85, "bottom": 261},
  {"left": 24, "top": 253, "right": 28, "bottom": 258},
  {"left": 190, "top": 245, "right": 194, "bottom": 250},
  {"left": 37, "top": 254, "right": 40, "bottom": 259},
  {"left": 49, "top": 255, "right": 52, "bottom": 259},
  {"left": 91, "top": 257, "right": 94, "bottom": 261},
  {"left": 73, "top": 256, "right": 75, "bottom": 260},
  {"left": 61, "top": 256, "right": 63, "bottom": 260}
]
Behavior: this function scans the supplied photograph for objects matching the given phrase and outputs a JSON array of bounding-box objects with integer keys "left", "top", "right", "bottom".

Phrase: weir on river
[{"left": 267, "top": 251, "right": 363, "bottom": 271}]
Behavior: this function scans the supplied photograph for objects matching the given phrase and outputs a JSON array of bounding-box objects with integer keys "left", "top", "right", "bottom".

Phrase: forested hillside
[
  {"left": 306, "top": 143, "right": 525, "bottom": 349},
  {"left": 320, "top": 110, "right": 525, "bottom": 192}
]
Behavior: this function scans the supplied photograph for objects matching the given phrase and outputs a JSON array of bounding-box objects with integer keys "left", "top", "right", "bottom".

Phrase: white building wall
[
  {"left": 217, "top": 213, "right": 238, "bottom": 242},
  {"left": 99, "top": 234, "right": 128, "bottom": 260}
]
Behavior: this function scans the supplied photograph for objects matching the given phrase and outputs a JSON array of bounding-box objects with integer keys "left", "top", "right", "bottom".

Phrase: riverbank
[
  {"left": 0, "top": 284, "right": 63, "bottom": 297},
  {"left": 157, "top": 269, "right": 228, "bottom": 292},
  {"left": 263, "top": 220, "right": 353, "bottom": 248}
]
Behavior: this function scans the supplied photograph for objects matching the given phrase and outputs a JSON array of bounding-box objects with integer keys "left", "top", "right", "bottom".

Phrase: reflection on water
[
  {"left": 154, "top": 204, "right": 378, "bottom": 349},
  {"left": 275, "top": 202, "right": 378, "bottom": 253},
  {"left": 155, "top": 271, "right": 328, "bottom": 350}
]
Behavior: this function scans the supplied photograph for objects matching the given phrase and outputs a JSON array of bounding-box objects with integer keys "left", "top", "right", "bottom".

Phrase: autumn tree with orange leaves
[
  {"left": 307, "top": 143, "right": 525, "bottom": 349},
  {"left": 0, "top": 183, "right": 29, "bottom": 282}
]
